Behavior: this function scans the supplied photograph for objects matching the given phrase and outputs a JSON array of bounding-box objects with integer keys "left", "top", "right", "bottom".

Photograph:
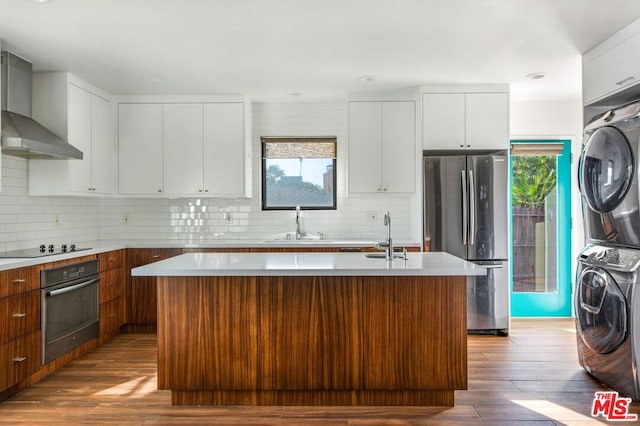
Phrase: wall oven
[{"left": 41, "top": 259, "right": 99, "bottom": 365}]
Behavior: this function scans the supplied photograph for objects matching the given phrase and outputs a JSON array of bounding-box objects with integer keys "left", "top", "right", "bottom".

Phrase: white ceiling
[{"left": 2, "top": 0, "right": 640, "bottom": 102}]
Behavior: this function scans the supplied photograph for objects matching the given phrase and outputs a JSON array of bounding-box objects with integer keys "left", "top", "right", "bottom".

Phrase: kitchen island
[{"left": 132, "top": 251, "right": 485, "bottom": 406}]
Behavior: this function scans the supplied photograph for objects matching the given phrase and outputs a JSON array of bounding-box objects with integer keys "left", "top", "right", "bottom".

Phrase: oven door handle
[{"left": 46, "top": 278, "right": 99, "bottom": 297}]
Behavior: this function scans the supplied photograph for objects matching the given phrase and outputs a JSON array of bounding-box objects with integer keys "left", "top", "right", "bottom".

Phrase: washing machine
[
  {"left": 579, "top": 100, "right": 640, "bottom": 248},
  {"left": 575, "top": 244, "right": 640, "bottom": 401}
]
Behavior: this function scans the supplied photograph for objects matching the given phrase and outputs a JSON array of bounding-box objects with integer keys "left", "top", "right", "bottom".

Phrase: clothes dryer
[
  {"left": 575, "top": 244, "right": 640, "bottom": 401},
  {"left": 579, "top": 100, "right": 640, "bottom": 248}
]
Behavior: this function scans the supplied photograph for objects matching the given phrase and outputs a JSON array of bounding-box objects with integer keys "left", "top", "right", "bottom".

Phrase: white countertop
[
  {"left": 131, "top": 252, "right": 486, "bottom": 277},
  {"left": 0, "top": 240, "right": 421, "bottom": 272}
]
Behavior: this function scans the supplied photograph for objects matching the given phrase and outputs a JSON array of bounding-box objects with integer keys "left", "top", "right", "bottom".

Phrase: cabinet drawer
[
  {"left": 0, "top": 291, "right": 40, "bottom": 345},
  {"left": 129, "top": 248, "right": 182, "bottom": 268},
  {"left": 100, "top": 268, "right": 125, "bottom": 304},
  {"left": 99, "top": 250, "right": 125, "bottom": 272},
  {"left": 0, "top": 267, "right": 40, "bottom": 299},
  {"left": 0, "top": 331, "right": 40, "bottom": 392},
  {"left": 99, "top": 296, "right": 125, "bottom": 344}
]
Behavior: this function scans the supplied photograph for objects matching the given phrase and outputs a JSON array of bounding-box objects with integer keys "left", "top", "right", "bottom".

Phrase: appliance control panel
[{"left": 579, "top": 244, "right": 640, "bottom": 272}]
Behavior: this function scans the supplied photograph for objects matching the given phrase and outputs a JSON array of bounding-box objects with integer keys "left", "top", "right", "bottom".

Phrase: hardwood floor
[{"left": 0, "top": 318, "right": 638, "bottom": 425}]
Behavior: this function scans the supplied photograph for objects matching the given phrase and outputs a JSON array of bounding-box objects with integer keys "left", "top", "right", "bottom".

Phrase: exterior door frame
[{"left": 510, "top": 139, "right": 572, "bottom": 317}]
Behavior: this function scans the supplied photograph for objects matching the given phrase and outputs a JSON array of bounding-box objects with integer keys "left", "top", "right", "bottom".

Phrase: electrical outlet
[
  {"left": 224, "top": 212, "right": 233, "bottom": 224},
  {"left": 123, "top": 213, "right": 131, "bottom": 224},
  {"left": 366, "top": 211, "right": 377, "bottom": 223},
  {"left": 54, "top": 214, "right": 60, "bottom": 226}
]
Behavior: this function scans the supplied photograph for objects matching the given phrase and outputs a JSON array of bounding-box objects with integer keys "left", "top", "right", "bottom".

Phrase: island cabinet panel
[
  {"left": 156, "top": 274, "right": 467, "bottom": 406},
  {"left": 157, "top": 276, "right": 259, "bottom": 390},
  {"left": 256, "top": 276, "right": 361, "bottom": 390},
  {"left": 361, "top": 276, "right": 467, "bottom": 390}
]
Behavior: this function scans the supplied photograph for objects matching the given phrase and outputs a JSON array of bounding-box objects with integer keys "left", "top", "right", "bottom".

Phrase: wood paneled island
[{"left": 131, "top": 252, "right": 485, "bottom": 406}]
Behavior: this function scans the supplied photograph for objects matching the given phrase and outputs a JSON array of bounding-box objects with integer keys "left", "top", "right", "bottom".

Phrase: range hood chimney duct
[{"left": 1, "top": 51, "right": 83, "bottom": 159}]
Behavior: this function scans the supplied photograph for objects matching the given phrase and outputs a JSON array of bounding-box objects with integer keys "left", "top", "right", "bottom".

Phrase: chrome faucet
[
  {"left": 295, "top": 205, "right": 303, "bottom": 240},
  {"left": 376, "top": 211, "right": 394, "bottom": 260}
]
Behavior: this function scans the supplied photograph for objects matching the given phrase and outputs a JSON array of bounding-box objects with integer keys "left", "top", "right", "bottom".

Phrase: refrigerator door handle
[
  {"left": 469, "top": 169, "right": 476, "bottom": 246},
  {"left": 482, "top": 264, "right": 504, "bottom": 269},
  {"left": 461, "top": 170, "right": 468, "bottom": 245}
]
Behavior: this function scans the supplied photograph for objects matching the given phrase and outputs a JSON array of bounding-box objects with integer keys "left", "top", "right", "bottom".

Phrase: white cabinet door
[
  {"left": 583, "top": 32, "right": 640, "bottom": 105},
  {"left": 382, "top": 101, "right": 415, "bottom": 192},
  {"left": 348, "top": 102, "right": 382, "bottom": 193},
  {"left": 203, "top": 103, "right": 245, "bottom": 196},
  {"left": 118, "top": 104, "right": 164, "bottom": 194},
  {"left": 67, "top": 84, "right": 92, "bottom": 193},
  {"left": 465, "top": 93, "right": 509, "bottom": 150},
  {"left": 90, "top": 94, "right": 113, "bottom": 194},
  {"left": 422, "top": 93, "right": 465, "bottom": 150},
  {"left": 163, "top": 104, "right": 204, "bottom": 195}
]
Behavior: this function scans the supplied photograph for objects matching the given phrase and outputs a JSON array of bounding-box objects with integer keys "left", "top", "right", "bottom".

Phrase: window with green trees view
[{"left": 261, "top": 137, "right": 337, "bottom": 210}]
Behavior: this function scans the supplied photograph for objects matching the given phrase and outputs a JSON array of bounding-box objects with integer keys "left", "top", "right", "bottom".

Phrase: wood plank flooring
[{"left": 0, "top": 318, "right": 638, "bottom": 425}]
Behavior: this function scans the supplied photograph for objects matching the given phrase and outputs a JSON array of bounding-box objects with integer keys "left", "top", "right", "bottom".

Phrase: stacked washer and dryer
[{"left": 577, "top": 100, "right": 640, "bottom": 401}]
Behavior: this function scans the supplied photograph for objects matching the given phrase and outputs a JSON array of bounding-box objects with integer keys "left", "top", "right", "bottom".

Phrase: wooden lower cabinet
[
  {"left": 0, "top": 331, "right": 40, "bottom": 392},
  {"left": 99, "top": 250, "right": 127, "bottom": 344},
  {"left": 128, "top": 248, "right": 182, "bottom": 330},
  {"left": 0, "top": 290, "right": 40, "bottom": 344},
  {"left": 100, "top": 296, "right": 125, "bottom": 345}
]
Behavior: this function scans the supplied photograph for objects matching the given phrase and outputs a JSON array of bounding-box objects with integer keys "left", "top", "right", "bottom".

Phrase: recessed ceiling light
[
  {"left": 525, "top": 72, "right": 546, "bottom": 80},
  {"left": 141, "top": 75, "right": 163, "bottom": 83},
  {"left": 32, "top": 0, "right": 52, "bottom": 3},
  {"left": 358, "top": 76, "right": 377, "bottom": 83}
]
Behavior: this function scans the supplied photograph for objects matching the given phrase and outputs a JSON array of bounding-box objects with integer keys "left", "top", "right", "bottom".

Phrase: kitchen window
[{"left": 261, "top": 137, "right": 337, "bottom": 210}]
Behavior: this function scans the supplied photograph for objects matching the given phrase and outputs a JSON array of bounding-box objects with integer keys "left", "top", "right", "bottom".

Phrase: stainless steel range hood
[{"left": 1, "top": 52, "right": 83, "bottom": 159}]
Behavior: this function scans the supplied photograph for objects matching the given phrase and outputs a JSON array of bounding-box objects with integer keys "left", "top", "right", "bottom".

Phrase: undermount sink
[
  {"left": 265, "top": 232, "right": 327, "bottom": 242},
  {"left": 365, "top": 252, "right": 407, "bottom": 259}
]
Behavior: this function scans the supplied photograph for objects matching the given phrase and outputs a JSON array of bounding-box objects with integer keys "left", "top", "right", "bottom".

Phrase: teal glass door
[{"left": 510, "top": 140, "right": 572, "bottom": 317}]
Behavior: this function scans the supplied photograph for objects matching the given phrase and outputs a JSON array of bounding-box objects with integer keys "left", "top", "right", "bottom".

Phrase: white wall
[{"left": 510, "top": 98, "right": 584, "bottom": 301}]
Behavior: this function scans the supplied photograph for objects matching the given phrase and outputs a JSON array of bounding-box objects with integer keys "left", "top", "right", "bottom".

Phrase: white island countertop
[{"left": 131, "top": 252, "right": 486, "bottom": 277}]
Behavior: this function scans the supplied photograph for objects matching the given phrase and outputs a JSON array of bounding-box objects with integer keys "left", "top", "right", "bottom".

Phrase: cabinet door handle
[
  {"left": 12, "top": 313, "right": 26, "bottom": 318},
  {"left": 204, "top": 189, "right": 208, "bottom": 193},
  {"left": 616, "top": 76, "right": 635, "bottom": 86},
  {"left": 383, "top": 188, "right": 388, "bottom": 192},
  {"left": 12, "top": 279, "right": 27, "bottom": 284},
  {"left": 13, "top": 357, "right": 27, "bottom": 363},
  {"left": 157, "top": 189, "right": 163, "bottom": 193}
]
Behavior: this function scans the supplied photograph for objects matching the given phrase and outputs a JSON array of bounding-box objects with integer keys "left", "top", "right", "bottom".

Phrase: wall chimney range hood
[{"left": 1, "top": 51, "right": 83, "bottom": 159}]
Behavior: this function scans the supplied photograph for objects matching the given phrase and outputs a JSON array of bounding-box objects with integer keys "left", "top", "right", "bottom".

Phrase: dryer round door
[
  {"left": 579, "top": 126, "right": 634, "bottom": 213},
  {"left": 576, "top": 267, "right": 628, "bottom": 354}
]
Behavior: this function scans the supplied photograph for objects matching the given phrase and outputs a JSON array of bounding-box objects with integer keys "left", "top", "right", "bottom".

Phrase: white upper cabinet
[
  {"left": 118, "top": 97, "right": 251, "bottom": 198},
  {"left": 118, "top": 103, "right": 164, "bottom": 195},
  {"left": 163, "top": 103, "right": 204, "bottom": 195},
  {"left": 422, "top": 91, "right": 509, "bottom": 150},
  {"left": 203, "top": 102, "right": 246, "bottom": 197},
  {"left": 30, "top": 73, "right": 114, "bottom": 195},
  {"left": 583, "top": 23, "right": 640, "bottom": 106},
  {"left": 348, "top": 101, "right": 415, "bottom": 194}
]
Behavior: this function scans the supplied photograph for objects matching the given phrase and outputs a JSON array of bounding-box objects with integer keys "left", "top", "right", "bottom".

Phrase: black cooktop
[{"left": 0, "top": 245, "right": 91, "bottom": 258}]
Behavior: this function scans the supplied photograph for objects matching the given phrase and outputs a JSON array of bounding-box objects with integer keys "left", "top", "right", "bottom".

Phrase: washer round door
[
  {"left": 579, "top": 126, "right": 634, "bottom": 213},
  {"left": 576, "top": 267, "right": 628, "bottom": 354}
]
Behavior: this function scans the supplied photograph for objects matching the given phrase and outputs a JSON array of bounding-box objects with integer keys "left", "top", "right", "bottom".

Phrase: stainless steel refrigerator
[{"left": 423, "top": 152, "right": 509, "bottom": 335}]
